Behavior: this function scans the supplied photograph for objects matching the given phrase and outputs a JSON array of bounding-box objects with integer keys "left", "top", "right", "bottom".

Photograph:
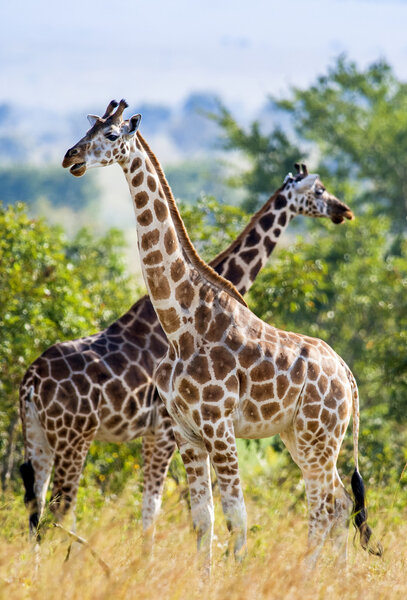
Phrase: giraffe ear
[
  {"left": 294, "top": 174, "right": 319, "bottom": 192},
  {"left": 127, "top": 114, "right": 142, "bottom": 135},
  {"left": 87, "top": 114, "right": 99, "bottom": 127}
]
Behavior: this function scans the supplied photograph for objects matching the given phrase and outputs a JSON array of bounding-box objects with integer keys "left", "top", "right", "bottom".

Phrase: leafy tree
[
  {"left": 275, "top": 56, "right": 407, "bottom": 232},
  {"left": 179, "top": 195, "right": 248, "bottom": 261}
]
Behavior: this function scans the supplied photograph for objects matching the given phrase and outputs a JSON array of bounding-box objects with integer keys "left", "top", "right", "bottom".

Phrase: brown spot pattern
[
  {"left": 187, "top": 355, "right": 211, "bottom": 384},
  {"left": 156, "top": 307, "right": 180, "bottom": 333},
  {"left": 179, "top": 331, "right": 195, "bottom": 359},
  {"left": 210, "top": 346, "right": 236, "bottom": 379},
  {"left": 239, "top": 345, "right": 261, "bottom": 368},
  {"left": 146, "top": 266, "right": 171, "bottom": 300},
  {"left": 250, "top": 360, "right": 275, "bottom": 382},
  {"left": 141, "top": 228, "right": 160, "bottom": 251},
  {"left": 144, "top": 250, "right": 163, "bottom": 265},
  {"left": 179, "top": 378, "right": 199, "bottom": 403},
  {"left": 147, "top": 175, "right": 157, "bottom": 191},
  {"left": 164, "top": 228, "right": 177, "bottom": 255},
  {"left": 243, "top": 400, "right": 260, "bottom": 422},
  {"left": 206, "top": 313, "right": 230, "bottom": 342},
  {"left": 251, "top": 382, "right": 274, "bottom": 402},
  {"left": 130, "top": 157, "right": 142, "bottom": 172},
  {"left": 154, "top": 199, "right": 168, "bottom": 222},
  {"left": 175, "top": 280, "right": 194, "bottom": 309},
  {"left": 170, "top": 258, "right": 186, "bottom": 282},
  {"left": 132, "top": 172, "right": 144, "bottom": 187},
  {"left": 137, "top": 209, "right": 153, "bottom": 227},
  {"left": 203, "top": 385, "right": 223, "bottom": 402}
]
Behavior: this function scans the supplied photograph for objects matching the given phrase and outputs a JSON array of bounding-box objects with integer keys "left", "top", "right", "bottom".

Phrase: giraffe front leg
[
  {"left": 209, "top": 427, "right": 247, "bottom": 563},
  {"left": 302, "top": 470, "right": 337, "bottom": 568},
  {"left": 142, "top": 414, "right": 177, "bottom": 550},
  {"left": 176, "top": 433, "right": 214, "bottom": 576}
]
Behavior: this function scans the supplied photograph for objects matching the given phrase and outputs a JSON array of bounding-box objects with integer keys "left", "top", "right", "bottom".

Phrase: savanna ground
[{"left": 0, "top": 441, "right": 406, "bottom": 600}]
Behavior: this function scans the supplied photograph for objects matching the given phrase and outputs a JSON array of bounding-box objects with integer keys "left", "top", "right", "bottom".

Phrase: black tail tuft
[
  {"left": 20, "top": 461, "right": 40, "bottom": 541},
  {"left": 351, "top": 468, "right": 382, "bottom": 556},
  {"left": 20, "top": 461, "right": 35, "bottom": 504}
]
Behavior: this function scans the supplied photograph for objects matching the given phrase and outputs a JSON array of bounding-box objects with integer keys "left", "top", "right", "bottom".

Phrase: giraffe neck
[
  {"left": 121, "top": 135, "right": 246, "bottom": 341},
  {"left": 210, "top": 190, "right": 295, "bottom": 295}
]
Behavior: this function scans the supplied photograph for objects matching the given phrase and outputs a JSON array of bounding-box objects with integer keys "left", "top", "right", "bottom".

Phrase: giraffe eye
[
  {"left": 315, "top": 187, "right": 324, "bottom": 196},
  {"left": 106, "top": 133, "right": 119, "bottom": 141}
]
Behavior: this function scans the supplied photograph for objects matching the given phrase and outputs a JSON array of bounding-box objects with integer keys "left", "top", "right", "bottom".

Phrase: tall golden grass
[{"left": 0, "top": 467, "right": 404, "bottom": 600}]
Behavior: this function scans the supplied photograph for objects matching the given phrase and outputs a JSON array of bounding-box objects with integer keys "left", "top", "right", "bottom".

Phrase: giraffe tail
[{"left": 348, "top": 372, "right": 382, "bottom": 556}]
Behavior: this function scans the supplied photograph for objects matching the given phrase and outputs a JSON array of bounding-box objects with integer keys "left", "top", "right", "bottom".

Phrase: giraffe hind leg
[{"left": 281, "top": 428, "right": 338, "bottom": 568}]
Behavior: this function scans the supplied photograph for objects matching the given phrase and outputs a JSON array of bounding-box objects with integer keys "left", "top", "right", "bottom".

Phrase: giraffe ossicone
[{"left": 22, "top": 100, "right": 372, "bottom": 570}]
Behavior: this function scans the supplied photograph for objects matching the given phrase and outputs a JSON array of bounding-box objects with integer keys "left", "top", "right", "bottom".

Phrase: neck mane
[
  {"left": 209, "top": 185, "right": 286, "bottom": 269},
  {"left": 136, "top": 132, "right": 247, "bottom": 308}
]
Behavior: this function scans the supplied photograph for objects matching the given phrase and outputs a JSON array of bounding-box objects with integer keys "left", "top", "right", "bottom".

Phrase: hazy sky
[{"left": 2, "top": 0, "right": 407, "bottom": 113}]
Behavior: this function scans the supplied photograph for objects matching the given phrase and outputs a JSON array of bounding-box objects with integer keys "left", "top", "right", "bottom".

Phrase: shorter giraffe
[
  {"left": 59, "top": 101, "right": 381, "bottom": 571},
  {"left": 19, "top": 108, "right": 353, "bottom": 541}
]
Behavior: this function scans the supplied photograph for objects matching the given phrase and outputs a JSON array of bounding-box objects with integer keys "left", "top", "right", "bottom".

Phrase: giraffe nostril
[{"left": 70, "top": 148, "right": 79, "bottom": 157}]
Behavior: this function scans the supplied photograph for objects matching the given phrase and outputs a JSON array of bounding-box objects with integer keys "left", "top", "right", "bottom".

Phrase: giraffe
[
  {"left": 58, "top": 99, "right": 381, "bottom": 570},
  {"left": 20, "top": 103, "right": 354, "bottom": 545}
]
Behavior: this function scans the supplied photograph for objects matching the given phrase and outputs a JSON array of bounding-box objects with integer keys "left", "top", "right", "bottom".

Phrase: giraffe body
[{"left": 58, "top": 100, "right": 380, "bottom": 568}]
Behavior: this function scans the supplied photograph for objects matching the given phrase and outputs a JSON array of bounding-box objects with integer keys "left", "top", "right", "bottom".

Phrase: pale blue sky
[{"left": 1, "top": 0, "right": 407, "bottom": 113}]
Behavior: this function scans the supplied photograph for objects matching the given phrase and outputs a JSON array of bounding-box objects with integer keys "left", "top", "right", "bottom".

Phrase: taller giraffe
[
  {"left": 20, "top": 102, "right": 353, "bottom": 541},
  {"left": 61, "top": 100, "right": 381, "bottom": 569}
]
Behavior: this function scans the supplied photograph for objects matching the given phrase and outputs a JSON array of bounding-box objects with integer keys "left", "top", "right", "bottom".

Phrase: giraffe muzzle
[
  {"left": 328, "top": 199, "right": 354, "bottom": 224},
  {"left": 62, "top": 156, "right": 87, "bottom": 177},
  {"left": 62, "top": 148, "right": 87, "bottom": 177},
  {"left": 330, "top": 209, "right": 354, "bottom": 225}
]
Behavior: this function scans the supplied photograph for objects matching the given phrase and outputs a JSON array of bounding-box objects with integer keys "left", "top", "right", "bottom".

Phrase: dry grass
[{"left": 0, "top": 474, "right": 405, "bottom": 600}]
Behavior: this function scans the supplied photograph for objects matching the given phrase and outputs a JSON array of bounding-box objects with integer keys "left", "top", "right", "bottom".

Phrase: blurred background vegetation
[{"left": 0, "top": 56, "right": 406, "bottom": 511}]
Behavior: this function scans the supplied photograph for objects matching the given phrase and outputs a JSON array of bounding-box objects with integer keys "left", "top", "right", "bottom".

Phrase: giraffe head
[
  {"left": 62, "top": 99, "right": 141, "bottom": 176},
  {"left": 283, "top": 163, "right": 353, "bottom": 224}
]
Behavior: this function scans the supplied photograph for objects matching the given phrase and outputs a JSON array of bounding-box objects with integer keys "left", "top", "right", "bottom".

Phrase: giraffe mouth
[
  {"left": 331, "top": 210, "right": 354, "bottom": 225},
  {"left": 70, "top": 162, "right": 87, "bottom": 177}
]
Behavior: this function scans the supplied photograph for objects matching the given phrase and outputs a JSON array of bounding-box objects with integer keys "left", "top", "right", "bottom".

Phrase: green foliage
[
  {"left": 179, "top": 195, "right": 248, "bottom": 262},
  {"left": 82, "top": 441, "right": 143, "bottom": 499},
  {"left": 212, "top": 104, "right": 302, "bottom": 212},
  {"left": 0, "top": 203, "right": 135, "bottom": 480},
  {"left": 0, "top": 165, "right": 100, "bottom": 210},
  {"left": 275, "top": 56, "right": 407, "bottom": 231}
]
